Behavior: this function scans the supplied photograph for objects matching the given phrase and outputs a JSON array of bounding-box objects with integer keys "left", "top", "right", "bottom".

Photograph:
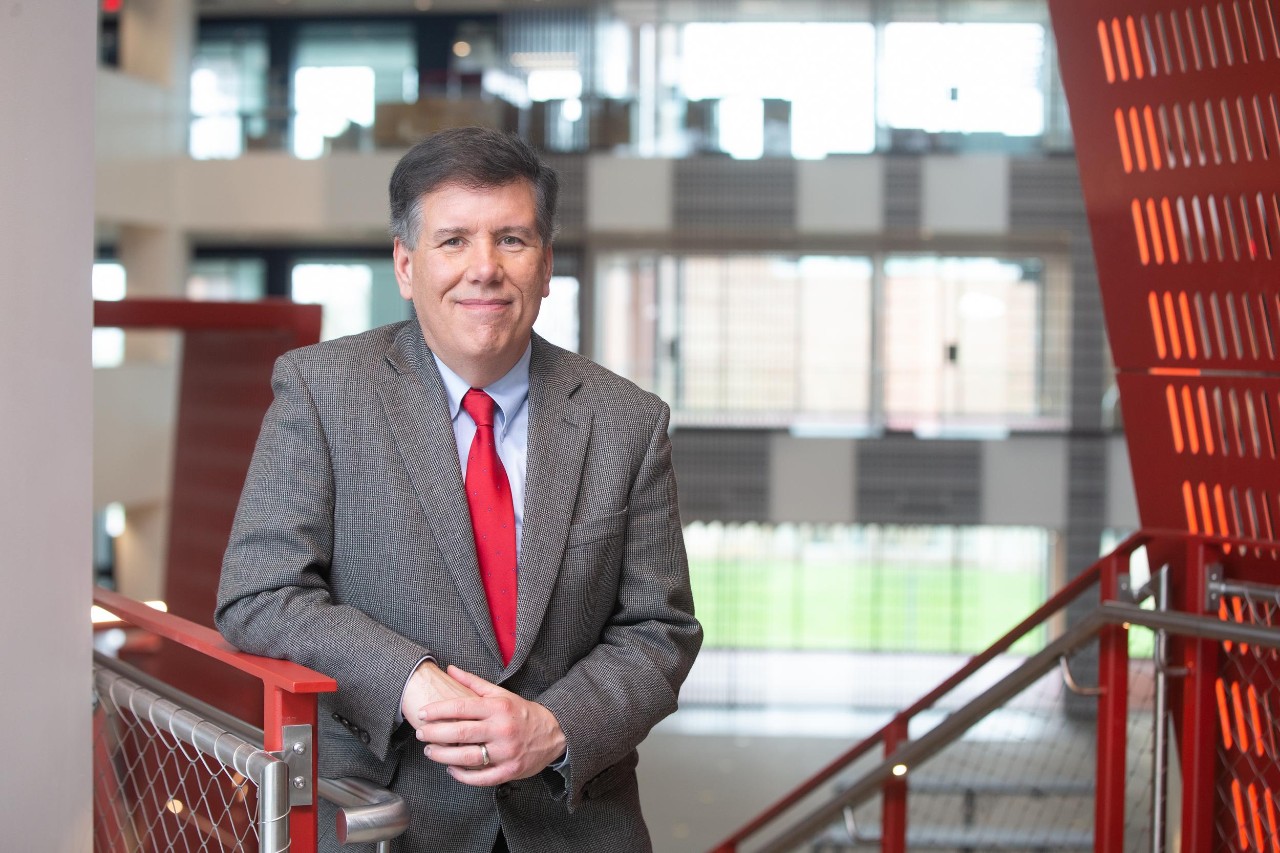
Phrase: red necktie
[{"left": 462, "top": 389, "right": 518, "bottom": 664}]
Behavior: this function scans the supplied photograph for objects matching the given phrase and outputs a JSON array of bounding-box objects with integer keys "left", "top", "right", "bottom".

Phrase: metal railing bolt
[
  {"left": 292, "top": 742, "right": 306, "bottom": 754},
  {"left": 293, "top": 776, "right": 306, "bottom": 789}
]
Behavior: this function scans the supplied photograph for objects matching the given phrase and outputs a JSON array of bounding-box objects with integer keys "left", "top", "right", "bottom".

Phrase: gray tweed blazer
[{"left": 216, "top": 321, "right": 702, "bottom": 852}]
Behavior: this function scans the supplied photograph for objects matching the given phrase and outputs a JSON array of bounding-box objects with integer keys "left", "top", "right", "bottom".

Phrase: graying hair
[{"left": 389, "top": 126, "right": 559, "bottom": 250}]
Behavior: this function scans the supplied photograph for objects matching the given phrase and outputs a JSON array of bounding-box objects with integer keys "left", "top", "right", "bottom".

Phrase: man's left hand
[{"left": 413, "top": 664, "right": 566, "bottom": 786}]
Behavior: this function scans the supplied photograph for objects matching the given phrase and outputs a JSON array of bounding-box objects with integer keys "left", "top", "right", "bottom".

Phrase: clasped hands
[{"left": 401, "top": 661, "right": 566, "bottom": 787}]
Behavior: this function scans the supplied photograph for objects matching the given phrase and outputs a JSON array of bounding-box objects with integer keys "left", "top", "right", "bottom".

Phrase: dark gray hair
[{"left": 389, "top": 126, "right": 559, "bottom": 250}]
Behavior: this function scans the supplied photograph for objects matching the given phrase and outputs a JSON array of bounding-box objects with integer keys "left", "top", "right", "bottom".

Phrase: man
[{"left": 216, "top": 127, "right": 702, "bottom": 852}]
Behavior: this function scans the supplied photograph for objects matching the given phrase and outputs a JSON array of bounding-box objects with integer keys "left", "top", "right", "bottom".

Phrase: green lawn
[{"left": 689, "top": 558, "right": 1048, "bottom": 655}]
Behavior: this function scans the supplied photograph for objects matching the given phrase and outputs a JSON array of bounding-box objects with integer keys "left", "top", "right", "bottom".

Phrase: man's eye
[
  {"left": 500, "top": 235, "right": 524, "bottom": 246},
  {"left": 442, "top": 237, "right": 463, "bottom": 247}
]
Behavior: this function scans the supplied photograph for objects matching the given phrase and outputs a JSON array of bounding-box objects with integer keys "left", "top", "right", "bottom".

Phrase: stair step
[{"left": 816, "top": 824, "right": 1093, "bottom": 851}]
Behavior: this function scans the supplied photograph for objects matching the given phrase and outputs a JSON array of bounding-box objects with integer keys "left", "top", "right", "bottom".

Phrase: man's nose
[{"left": 466, "top": 241, "right": 502, "bottom": 284}]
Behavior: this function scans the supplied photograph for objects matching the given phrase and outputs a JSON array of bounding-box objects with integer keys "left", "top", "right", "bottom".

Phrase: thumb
[{"left": 447, "top": 664, "right": 502, "bottom": 696}]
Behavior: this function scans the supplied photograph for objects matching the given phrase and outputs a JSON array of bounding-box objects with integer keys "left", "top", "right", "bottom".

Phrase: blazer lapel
[
  {"left": 376, "top": 323, "right": 503, "bottom": 663},
  {"left": 509, "top": 336, "right": 590, "bottom": 673}
]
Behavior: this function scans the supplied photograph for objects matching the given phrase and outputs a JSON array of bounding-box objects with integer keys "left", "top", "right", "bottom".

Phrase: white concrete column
[
  {"left": 119, "top": 223, "right": 189, "bottom": 297},
  {"left": 119, "top": 0, "right": 194, "bottom": 155},
  {"left": 120, "top": 0, "right": 194, "bottom": 88},
  {"left": 0, "top": 1, "right": 95, "bottom": 850}
]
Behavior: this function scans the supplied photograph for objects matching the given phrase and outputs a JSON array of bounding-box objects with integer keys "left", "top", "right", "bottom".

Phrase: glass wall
[
  {"left": 188, "top": 0, "right": 1067, "bottom": 159},
  {"left": 595, "top": 251, "right": 1063, "bottom": 433},
  {"left": 688, "top": 522, "right": 1052, "bottom": 654}
]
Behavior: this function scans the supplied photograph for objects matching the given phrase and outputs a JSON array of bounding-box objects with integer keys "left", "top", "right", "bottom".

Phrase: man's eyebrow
[
  {"left": 494, "top": 225, "right": 538, "bottom": 238},
  {"left": 429, "top": 226, "right": 471, "bottom": 241}
]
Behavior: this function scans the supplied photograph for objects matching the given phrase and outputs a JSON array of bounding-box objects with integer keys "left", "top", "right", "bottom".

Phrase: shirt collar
[{"left": 433, "top": 342, "right": 532, "bottom": 439}]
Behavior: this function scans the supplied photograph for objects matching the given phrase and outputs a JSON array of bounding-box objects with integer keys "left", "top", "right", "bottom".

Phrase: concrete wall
[{"left": 0, "top": 1, "right": 95, "bottom": 849}]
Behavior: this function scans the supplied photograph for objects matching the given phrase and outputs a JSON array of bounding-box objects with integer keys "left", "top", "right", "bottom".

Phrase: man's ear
[
  {"left": 541, "top": 245, "right": 554, "bottom": 298},
  {"left": 393, "top": 238, "right": 414, "bottom": 300}
]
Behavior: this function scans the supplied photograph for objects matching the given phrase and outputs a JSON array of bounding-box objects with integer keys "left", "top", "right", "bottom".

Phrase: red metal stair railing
[
  {"left": 708, "top": 530, "right": 1280, "bottom": 853},
  {"left": 94, "top": 586, "right": 338, "bottom": 850},
  {"left": 708, "top": 533, "right": 1128, "bottom": 853}
]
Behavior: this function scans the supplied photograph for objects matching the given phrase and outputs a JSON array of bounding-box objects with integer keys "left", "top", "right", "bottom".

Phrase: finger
[
  {"left": 445, "top": 665, "right": 504, "bottom": 696},
  {"left": 417, "top": 696, "right": 490, "bottom": 723},
  {"left": 416, "top": 720, "right": 486, "bottom": 745},
  {"left": 447, "top": 764, "right": 513, "bottom": 788},
  {"left": 422, "top": 742, "right": 493, "bottom": 770}
]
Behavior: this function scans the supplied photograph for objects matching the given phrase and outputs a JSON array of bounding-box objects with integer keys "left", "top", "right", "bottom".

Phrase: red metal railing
[
  {"left": 709, "top": 529, "right": 1280, "bottom": 853},
  {"left": 95, "top": 586, "right": 337, "bottom": 849},
  {"left": 708, "top": 533, "right": 1146, "bottom": 853}
]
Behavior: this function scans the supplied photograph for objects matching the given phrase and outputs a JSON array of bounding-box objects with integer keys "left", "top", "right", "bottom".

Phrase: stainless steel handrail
[
  {"left": 94, "top": 652, "right": 410, "bottom": 849},
  {"left": 322, "top": 776, "right": 412, "bottom": 853},
  {"left": 754, "top": 602, "right": 1280, "bottom": 853},
  {"left": 95, "top": 665, "right": 291, "bottom": 852}
]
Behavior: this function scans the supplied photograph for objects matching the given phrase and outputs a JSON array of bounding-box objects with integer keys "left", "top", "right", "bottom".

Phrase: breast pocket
[{"left": 565, "top": 507, "right": 629, "bottom": 550}]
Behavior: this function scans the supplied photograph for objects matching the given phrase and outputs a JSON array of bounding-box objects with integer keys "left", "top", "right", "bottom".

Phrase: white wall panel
[
  {"left": 587, "top": 155, "right": 673, "bottom": 232},
  {"left": 768, "top": 435, "right": 855, "bottom": 523},
  {"left": 796, "top": 157, "right": 884, "bottom": 233},
  {"left": 922, "top": 154, "right": 1009, "bottom": 234},
  {"left": 981, "top": 436, "right": 1067, "bottom": 527}
]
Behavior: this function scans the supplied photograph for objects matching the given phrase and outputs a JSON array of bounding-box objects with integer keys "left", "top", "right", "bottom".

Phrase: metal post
[
  {"left": 1095, "top": 553, "right": 1128, "bottom": 853},
  {"left": 1177, "top": 540, "right": 1218, "bottom": 852},
  {"left": 1151, "top": 566, "right": 1172, "bottom": 853},
  {"left": 259, "top": 757, "right": 291, "bottom": 852},
  {"left": 881, "top": 717, "right": 909, "bottom": 853}
]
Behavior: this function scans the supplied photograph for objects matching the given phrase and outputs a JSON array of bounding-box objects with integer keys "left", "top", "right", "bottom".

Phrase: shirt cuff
[{"left": 397, "top": 655, "right": 434, "bottom": 724}]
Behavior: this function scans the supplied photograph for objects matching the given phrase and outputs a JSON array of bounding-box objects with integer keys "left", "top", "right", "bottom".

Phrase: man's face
[{"left": 394, "top": 180, "right": 552, "bottom": 384}]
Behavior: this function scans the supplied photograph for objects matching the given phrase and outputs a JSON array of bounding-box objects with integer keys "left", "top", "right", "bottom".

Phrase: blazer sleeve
[
  {"left": 534, "top": 402, "right": 703, "bottom": 809},
  {"left": 215, "top": 352, "right": 430, "bottom": 761}
]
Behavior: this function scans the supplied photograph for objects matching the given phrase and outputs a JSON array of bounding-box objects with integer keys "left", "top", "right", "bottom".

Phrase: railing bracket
[
  {"left": 1059, "top": 655, "right": 1103, "bottom": 696},
  {"left": 274, "top": 724, "right": 315, "bottom": 806},
  {"left": 1205, "top": 563, "right": 1224, "bottom": 611}
]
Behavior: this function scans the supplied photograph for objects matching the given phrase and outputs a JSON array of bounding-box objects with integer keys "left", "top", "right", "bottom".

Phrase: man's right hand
[{"left": 400, "top": 660, "right": 478, "bottom": 722}]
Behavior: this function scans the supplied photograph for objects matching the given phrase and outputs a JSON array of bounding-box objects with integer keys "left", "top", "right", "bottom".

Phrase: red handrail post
[
  {"left": 265, "top": 685, "right": 322, "bottom": 852},
  {"left": 881, "top": 717, "right": 909, "bottom": 853},
  {"left": 1176, "top": 539, "right": 1218, "bottom": 852},
  {"left": 1094, "top": 551, "right": 1128, "bottom": 853}
]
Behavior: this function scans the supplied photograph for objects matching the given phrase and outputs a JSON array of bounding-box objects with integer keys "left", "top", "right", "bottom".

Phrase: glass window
[
  {"left": 187, "top": 258, "right": 266, "bottom": 301},
  {"left": 686, "top": 522, "right": 1051, "bottom": 654},
  {"left": 536, "top": 276, "right": 580, "bottom": 352},
  {"left": 189, "top": 27, "right": 269, "bottom": 160},
  {"left": 93, "top": 261, "right": 126, "bottom": 369},
  {"left": 883, "top": 256, "right": 1044, "bottom": 430},
  {"left": 291, "top": 262, "right": 374, "bottom": 341},
  {"left": 596, "top": 253, "right": 873, "bottom": 426},
  {"left": 675, "top": 23, "right": 876, "bottom": 158},
  {"left": 595, "top": 251, "right": 1063, "bottom": 431},
  {"left": 292, "top": 22, "right": 416, "bottom": 159},
  {"left": 879, "top": 23, "right": 1046, "bottom": 138}
]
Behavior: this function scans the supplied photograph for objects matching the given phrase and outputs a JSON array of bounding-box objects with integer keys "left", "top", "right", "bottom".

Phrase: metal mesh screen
[
  {"left": 93, "top": 665, "right": 283, "bottom": 853},
  {"left": 1214, "top": 583, "right": 1280, "bottom": 852}
]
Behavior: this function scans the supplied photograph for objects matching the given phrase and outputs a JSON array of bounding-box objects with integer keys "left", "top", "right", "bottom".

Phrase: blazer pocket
[
  {"left": 582, "top": 749, "right": 640, "bottom": 800},
  {"left": 565, "top": 507, "right": 628, "bottom": 549}
]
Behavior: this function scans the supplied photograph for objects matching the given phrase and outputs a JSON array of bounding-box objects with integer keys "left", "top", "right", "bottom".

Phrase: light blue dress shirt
[{"left": 432, "top": 344, "right": 531, "bottom": 562}]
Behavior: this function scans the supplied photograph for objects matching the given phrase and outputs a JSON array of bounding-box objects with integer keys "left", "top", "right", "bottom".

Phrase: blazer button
[
  {"left": 359, "top": 731, "right": 371, "bottom": 744},
  {"left": 495, "top": 784, "right": 511, "bottom": 799},
  {"left": 331, "top": 712, "right": 343, "bottom": 722}
]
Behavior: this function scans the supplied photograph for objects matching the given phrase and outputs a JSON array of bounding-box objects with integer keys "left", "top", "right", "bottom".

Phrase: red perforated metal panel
[
  {"left": 1051, "top": 0, "right": 1280, "bottom": 540},
  {"left": 1051, "top": 3, "right": 1280, "bottom": 849}
]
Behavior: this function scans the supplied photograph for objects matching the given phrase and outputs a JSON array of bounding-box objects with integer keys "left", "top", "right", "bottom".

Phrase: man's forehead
[{"left": 420, "top": 179, "right": 535, "bottom": 204}]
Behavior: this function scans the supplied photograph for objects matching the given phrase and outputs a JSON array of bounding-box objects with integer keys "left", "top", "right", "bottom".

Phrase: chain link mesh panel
[
  {"left": 1214, "top": 583, "right": 1280, "bottom": 853},
  {"left": 93, "top": 665, "right": 281, "bottom": 852}
]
